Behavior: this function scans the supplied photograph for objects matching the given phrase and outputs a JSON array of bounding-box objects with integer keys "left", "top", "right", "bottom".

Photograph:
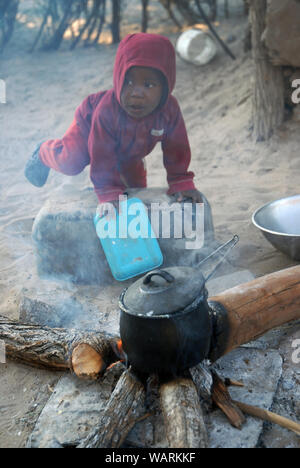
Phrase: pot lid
[{"left": 120, "top": 267, "right": 206, "bottom": 317}]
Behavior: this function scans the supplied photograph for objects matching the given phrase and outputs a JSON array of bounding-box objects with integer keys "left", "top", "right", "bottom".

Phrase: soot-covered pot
[{"left": 119, "top": 267, "right": 213, "bottom": 376}]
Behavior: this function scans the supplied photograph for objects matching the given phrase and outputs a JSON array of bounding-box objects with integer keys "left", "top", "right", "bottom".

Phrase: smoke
[
  {"left": 18, "top": 186, "right": 241, "bottom": 337},
  {"left": 19, "top": 275, "right": 121, "bottom": 334},
  {"left": 0, "top": 79, "right": 6, "bottom": 104}
]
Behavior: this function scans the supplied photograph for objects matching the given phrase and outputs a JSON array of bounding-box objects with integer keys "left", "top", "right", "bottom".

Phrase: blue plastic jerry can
[{"left": 94, "top": 197, "right": 163, "bottom": 281}]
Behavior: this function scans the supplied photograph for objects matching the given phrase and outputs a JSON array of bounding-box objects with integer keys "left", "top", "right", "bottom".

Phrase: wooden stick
[
  {"left": 209, "top": 265, "right": 300, "bottom": 361},
  {"left": 77, "top": 368, "right": 146, "bottom": 448},
  {"left": 160, "top": 377, "right": 208, "bottom": 448},
  {"left": 159, "top": 0, "right": 182, "bottom": 28},
  {"left": 141, "top": 0, "right": 149, "bottom": 32},
  {"left": 29, "top": 3, "right": 51, "bottom": 53},
  {"left": 225, "top": 378, "right": 244, "bottom": 388},
  {"left": 233, "top": 400, "right": 300, "bottom": 436},
  {"left": 190, "top": 363, "right": 213, "bottom": 401},
  {"left": 211, "top": 371, "right": 245, "bottom": 429},
  {"left": 92, "top": 0, "right": 106, "bottom": 44},
  {"left": 70, "top": 0, "right": 101, "bottom": 50},
  {"left": 0, "top": 314, "right": 119, "bottom": 378}
]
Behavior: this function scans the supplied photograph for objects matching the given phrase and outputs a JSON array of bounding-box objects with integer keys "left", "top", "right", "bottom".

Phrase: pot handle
[{"left": 143, "top": 270, "right": 175, "bottom": 285}]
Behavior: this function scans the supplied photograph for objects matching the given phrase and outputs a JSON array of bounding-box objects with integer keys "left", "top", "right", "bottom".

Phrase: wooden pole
[
  {"left": 209, "top": 265, "right": 300, "bottom": 360},
  {"left": 111, "top": 0, "right": 121, "bottom": 43},
  {"left": 141, "top": 0, "right": 149, "bottom": 32},
  {"left": 0, "top": 0, "right": 19, "bottom": 51},
  {"left": 250, "top": 0, "right": 284, "bottom": 141}
]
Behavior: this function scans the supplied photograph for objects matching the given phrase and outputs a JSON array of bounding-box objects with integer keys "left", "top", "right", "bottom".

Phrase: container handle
[
  {"left": 143, "top": 270, "right": 175, "bottom": 285},
  {"left": 199, "top": 235, "right": 239, "bottom": 282}
]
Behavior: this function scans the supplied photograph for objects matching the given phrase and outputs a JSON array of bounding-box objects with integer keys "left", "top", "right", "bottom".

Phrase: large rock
[
  {"left": 207, "top": 347, "right": 283, "bottom": 448},
  {"left": 27, "top": 363, "right": 125, "bottom": 448},
  {"left": 264, "top": 0, "right": 300, "bottom": 67},
  {"left": 32, "top": 186, "right": 218, "bottom": 285}
]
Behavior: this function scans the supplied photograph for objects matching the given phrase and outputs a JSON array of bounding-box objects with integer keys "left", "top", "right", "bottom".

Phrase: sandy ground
[{"left": 0, "top": 0, "right": 299, "bottom": 448}]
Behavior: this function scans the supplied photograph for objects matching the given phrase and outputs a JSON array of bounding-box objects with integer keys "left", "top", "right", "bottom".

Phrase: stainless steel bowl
[{"left": 252, "top": 195, "right": 300, "bottom": 261}]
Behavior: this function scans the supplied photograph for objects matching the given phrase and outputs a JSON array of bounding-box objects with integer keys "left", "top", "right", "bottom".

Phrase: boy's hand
[
  {"left": 172, "top": 189, "right": 203, "bottom": 203},
  {"left": 97, "top": 200, "right": 121, "bottom": 220}
]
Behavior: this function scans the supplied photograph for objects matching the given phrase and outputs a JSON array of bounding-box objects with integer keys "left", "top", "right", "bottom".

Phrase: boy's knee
[
  {"left": 40, "top": 141, "right": 89, "bottom": 176},
  {"left": 59, "top": 163, "right": 86, "bottom": 176}
]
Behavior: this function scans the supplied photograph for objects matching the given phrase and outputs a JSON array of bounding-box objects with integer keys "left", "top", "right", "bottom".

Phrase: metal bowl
[{"left": 252, "top": 195, "right": 300, "bottom": 261}]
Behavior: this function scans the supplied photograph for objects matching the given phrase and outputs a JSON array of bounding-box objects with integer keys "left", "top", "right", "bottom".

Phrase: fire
[
  {"left": 106, "top": 360, "right": 123, "bottom": 371},
  {"left": 106, "top": 340, "right": 126, "bottom": 371},
  {"left": 117, "top": 339, "right": 124, "bottom": 356}
]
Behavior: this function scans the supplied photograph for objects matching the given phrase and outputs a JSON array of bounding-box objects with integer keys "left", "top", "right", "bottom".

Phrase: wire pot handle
[{"left": 143, "top": 270, "right": 175, "bottom": 285}]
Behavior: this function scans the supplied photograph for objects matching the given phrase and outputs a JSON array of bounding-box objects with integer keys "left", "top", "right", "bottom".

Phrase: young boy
[{"left": 25, "top": 33, "right": 202, "bottom": 211}]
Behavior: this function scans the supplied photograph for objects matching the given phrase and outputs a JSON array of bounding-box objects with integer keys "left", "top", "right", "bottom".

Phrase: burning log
[
  {"left": 209, "top": 265, "right": 300, "bottom": 361},
  {"left": 78, "top": 368, "right": 146, "bottom": 448},
  {"left": 71, "top": 343, "right": 107, "bottom": 380},
  {"left": 0, "top": 314, "right": 119, "bottom": 378},
  {"left": 159, "top": 378, "right": 208, "bottom": 448}
]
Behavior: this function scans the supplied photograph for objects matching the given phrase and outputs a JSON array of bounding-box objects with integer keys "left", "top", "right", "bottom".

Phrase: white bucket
[{"left": 176, "top": 29, "right": 217, "bottom": 66}]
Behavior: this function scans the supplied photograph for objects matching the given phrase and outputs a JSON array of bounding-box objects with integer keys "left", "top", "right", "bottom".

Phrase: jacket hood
[{"left": 113, "top": 33, "right": 176, "bottom": 106}]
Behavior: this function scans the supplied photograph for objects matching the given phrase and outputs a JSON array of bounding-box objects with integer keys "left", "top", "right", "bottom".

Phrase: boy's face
[{"left": 120, "top": 66, "right": 164, "bottom": 119}]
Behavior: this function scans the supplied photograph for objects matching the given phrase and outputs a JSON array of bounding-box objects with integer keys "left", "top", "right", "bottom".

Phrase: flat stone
[
  {"left": 32, "top": 187, "right": 109, "bottom": 285},
  {"left": 32, "top": 186, "right": 217, "bottom": 285},
  {"left": 27, "top": 363, "right": 125, "bottom": 448},
  {"left": 208, "top": 348, "right": 283, "bottom": 448},
  {"left": 242, "top": 320, "right": 300, "bottom": 351},
  {"left": 260, "top": 325, "right": 300, "bottom": 448}
]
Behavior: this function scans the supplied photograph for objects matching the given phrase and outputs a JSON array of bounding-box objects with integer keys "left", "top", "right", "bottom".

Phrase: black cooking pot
[{"left": 119, "top": 267, "right": 212, "bottom": 376}]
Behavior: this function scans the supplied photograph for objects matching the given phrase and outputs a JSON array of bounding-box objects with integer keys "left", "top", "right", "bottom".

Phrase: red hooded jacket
[{"left": 39, "top": 33, "right": 196, "bottom": 203}]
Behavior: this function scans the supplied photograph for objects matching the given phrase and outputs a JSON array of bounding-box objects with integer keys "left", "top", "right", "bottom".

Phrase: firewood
[
  {"left": 71, "top": 343, "right": 106, "bottom": 380},
  {"left": 3, "top": 266, "right": 300, "bottom": 379},
  {"left": 189, "top": 362, "right": 213, "bottom": 402},
  {"left": 209, "top": 265, "right": 300, "bottom": 361},
  {"left": 77, "top": 368, "right": 146, "bottom": 448},
  {"left": 159, "top": 378, "right": 208, "bottom": 448},
  {"left": 224, "top": 378, "right": 244, "bottom": 388},
  {"left": 211, "top": 371, "right": 245, "bottom": 429},
  {"left": 233, "top": 400, "right": 300, "bottom": 436},
  {"left": 0, "top": 314, "right": 119, "bottom": 378}
]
